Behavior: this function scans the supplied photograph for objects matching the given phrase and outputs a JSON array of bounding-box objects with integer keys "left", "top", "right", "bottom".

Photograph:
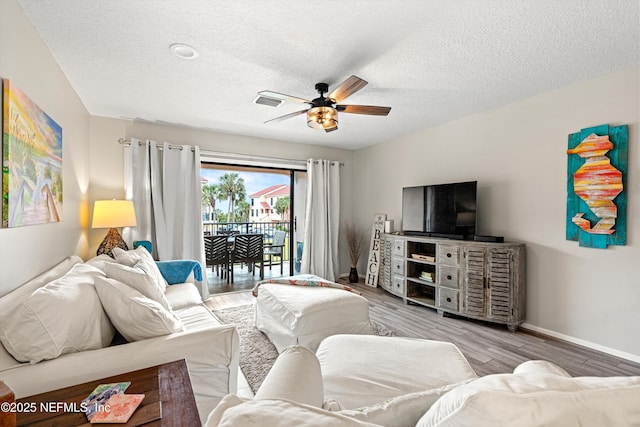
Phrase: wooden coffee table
[{"left": 15, "top": 359, "right": 201, "bottom": 426}]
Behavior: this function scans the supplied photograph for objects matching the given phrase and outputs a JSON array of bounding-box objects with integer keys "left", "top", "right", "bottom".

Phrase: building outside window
[{"left": 249, "top": 184, "right": 290, "bottom": 222}]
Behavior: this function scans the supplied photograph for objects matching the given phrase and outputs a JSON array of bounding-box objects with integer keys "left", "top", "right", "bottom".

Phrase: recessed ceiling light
[{"left": 170, "top": 43, "right": 199, "bottom": 60}]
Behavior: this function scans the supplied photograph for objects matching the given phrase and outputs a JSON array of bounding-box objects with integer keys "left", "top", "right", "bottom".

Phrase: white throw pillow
[
  {"left": 104, "top": 262, "right": 171, "bottom": 311},
  {"left": 417, "top": 372, "right": 640, "bottom": 427},
  {"left": 84, "top": 254, "right": 117, "bottom": 273},
  {"left": 0, "top": 264, "right": 115, "bottom": 364},
  {"left": 94, "top": 277, "right": 185, "bottom": 342},
  {"left": 112, "top": 246, "right": 168, "bottom": 290},
  {"left": 336, "top": 381, "right": 473, "bottom": 427},
  {"left": 111, "top": 246, "right": 140, "bottom": 267}
]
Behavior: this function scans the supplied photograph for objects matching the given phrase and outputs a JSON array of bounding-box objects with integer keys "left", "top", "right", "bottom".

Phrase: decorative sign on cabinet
[{"left": 380, "top": 233, "right": 525, "bottom": 331}]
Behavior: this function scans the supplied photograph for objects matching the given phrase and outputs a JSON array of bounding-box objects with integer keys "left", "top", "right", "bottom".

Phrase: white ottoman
[
  {"left": 316, "top": 334, "right": 478, "bottom": 409},
  {"left": 254, "top": 283, "right": 372, "bottom": 353}
]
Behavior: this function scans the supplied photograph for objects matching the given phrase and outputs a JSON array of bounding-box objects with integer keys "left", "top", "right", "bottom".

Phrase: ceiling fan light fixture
[{"left": 307, "top": 106, "right": 338, "bottom": 131}]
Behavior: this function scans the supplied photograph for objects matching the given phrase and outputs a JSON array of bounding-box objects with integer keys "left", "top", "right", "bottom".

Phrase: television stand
[{"left": 379, "top": 233, "right": 525, "bottom": 331}]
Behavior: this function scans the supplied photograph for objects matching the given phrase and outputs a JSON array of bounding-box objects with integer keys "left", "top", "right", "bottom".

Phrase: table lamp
[{"left": 92, "top": 200, "right": 137, "bottom": 256}]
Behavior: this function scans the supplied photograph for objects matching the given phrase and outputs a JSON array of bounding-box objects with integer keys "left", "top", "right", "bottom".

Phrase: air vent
[{"left": 253, "top": 95, "right": 283, "bottom": 107}]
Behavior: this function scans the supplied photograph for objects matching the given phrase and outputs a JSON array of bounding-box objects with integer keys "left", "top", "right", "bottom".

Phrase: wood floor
[{"left": 205, "top": 280, "right": 640, "bottom": 378}]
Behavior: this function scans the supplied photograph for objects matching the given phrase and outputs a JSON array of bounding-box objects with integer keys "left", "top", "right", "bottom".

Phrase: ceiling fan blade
[
  {"left": 258, "top": 90, "right": 310, "bottom": 104},
  {"left": 264, "top": 109, "right": 308, "bottom": 124},
  {"left": 336, "top": 105, "right": 391, "bottom": 116},
  {"left": 328, "top": 75, "right": 368, "bottom": 103}
]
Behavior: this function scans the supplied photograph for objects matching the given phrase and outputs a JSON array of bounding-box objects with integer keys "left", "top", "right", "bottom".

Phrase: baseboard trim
[{"left": 521, "top": 322, "right": 640, "bottom": 364}]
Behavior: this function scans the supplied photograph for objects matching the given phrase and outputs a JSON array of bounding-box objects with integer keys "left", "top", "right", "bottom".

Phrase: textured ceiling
[{"left": 16, "top": 1, "right": 640, "bottom": 150}]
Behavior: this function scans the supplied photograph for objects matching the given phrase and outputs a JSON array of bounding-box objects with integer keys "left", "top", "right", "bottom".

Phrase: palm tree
[
  {"left": 216, "top": 210, "right": 227, "bottom": 223},
  {"left": 218, "top": 173, "right": 247, "bottom": 223},
  {"left": 235, "top": 200, "right": 250, "bottom": 222},
  {"left": 275, "top": 196, "right": 290, "bottom": 220},
  {"left": 202, "top": 183, "right": 219, "bottom": 221}
]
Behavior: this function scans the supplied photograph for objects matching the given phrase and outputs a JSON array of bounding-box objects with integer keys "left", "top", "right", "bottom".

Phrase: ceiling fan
[{"left": 256, "top": 75, "right": 391, "bottom": 132}]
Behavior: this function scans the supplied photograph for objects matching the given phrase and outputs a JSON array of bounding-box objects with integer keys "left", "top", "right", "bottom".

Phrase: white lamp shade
[{"left": 92, "top": 200, "right": 137, "bottom": 229}]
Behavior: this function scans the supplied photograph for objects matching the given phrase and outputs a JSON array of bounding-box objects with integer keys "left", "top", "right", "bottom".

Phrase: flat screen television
[{"left": 402, "top": 181, "right": 477, "bottom": 239}]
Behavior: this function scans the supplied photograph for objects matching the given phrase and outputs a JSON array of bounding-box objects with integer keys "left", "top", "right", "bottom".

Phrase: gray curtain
[
  {"left": 123, "top": 138, "right": 208, "bottom": 299},
  {"left": 300, "top": 159, "right": 340, "bottom": 281}
]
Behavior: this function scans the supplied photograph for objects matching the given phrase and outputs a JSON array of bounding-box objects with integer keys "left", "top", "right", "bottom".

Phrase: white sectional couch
[
  {"left": 205, "top": 339, "right": 640, "bottom": 427},
  {"left": 0, "top": 252, "right": 239, "bottom": 424}
]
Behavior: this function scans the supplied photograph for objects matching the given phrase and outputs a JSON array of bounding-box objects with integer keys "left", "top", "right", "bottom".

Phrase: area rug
[{"left": 212, "top": 303, "right": 397, "bottom": 393}]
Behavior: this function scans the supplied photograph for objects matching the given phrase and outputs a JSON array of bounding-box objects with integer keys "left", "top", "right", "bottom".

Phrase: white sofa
[
  {"left": 205, "top": 338, "right": 640, "bottom": 427},
  {"left": 0, "top": 253, "right": 240, "bottom": 424}
]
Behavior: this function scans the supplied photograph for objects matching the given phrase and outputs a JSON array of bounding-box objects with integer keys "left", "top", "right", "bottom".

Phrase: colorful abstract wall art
[
  {"left": 2, "top": 79, "right": 62, "bottom": 228},
  {"left": 566, "top": 124, "right": 627, "bottom": 248}
]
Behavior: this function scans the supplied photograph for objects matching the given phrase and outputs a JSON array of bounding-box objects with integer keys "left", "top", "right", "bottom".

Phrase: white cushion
[
  {"left": 94, "top": 277, "right": 185, "bottom": 342},
  {"left": 512, "top": 359, "right": 571, "bottom": 377},
  {"left": 317, "top": 335, "right": 477, "bottom": 409},
  {"left": 417, "top": 372, "right": 640, "bottom": 427},
  {"left": 112, "top": 246, "right": 168, "bottom": 289},
  {"left": 0, "top": 256, "right": 82, "bottom": 310},
  {"left": 164, "top": 282, "right": 202, "bottom": 310},
  {"left": 204, "top": 395, "right": 380, "bottom": 427},
  {"left": 104, "top": 262, "right": 171, "bottom": 311},
  {"left": 0, "top": 264, "right": 115, "bottom": 363}
]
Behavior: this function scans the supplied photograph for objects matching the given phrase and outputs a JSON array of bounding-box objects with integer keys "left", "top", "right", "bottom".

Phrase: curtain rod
[
  {"left": 118, "top": 137, "right": 190, "bottom": 151},
  {"left": 118, "top": 138, "right": 344, "bottom": 167}
]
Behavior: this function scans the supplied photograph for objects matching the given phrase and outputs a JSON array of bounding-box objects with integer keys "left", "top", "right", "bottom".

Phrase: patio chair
[
  {"left": 230, "top": 233, "right": 264, "bottom": 282},
  {"left": 204, "top": 234, "right": 231, "bottom": 283},
  {"left": 259, "top": 230, "right": 286, "bottom": 274}
]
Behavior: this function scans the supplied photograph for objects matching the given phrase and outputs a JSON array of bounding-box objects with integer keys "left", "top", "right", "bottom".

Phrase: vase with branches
[{"left": 345, "top": 223, "right": 366, "bottom": 283}]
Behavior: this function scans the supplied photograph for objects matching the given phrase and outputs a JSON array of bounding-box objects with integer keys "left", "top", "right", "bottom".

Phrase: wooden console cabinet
[{"left": 380, "top": 233, "right": 525, "bottom": 331}]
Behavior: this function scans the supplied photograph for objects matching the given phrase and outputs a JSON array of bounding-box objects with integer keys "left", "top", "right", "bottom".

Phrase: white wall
[
  {"left": 0, "top": 0, "right": 91, "bottom": 296},
  {"left": 353, "top": 67, "right": 640, "bottom": 360},
  {"left": 88, "top": 116, "right": 356, "bottom": 273}
]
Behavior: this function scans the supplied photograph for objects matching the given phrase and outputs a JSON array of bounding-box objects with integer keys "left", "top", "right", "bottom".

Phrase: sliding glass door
[{"left": 201, "top": 162, "right": 305, "bottom": 279}]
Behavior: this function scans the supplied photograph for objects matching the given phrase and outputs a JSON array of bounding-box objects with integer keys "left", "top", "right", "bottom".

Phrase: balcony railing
[{"left": 203, "top": 221, "right": 292, "bottom": 261}]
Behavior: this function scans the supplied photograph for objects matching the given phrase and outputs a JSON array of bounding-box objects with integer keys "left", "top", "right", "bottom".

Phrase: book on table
[
  {"left": 90, "top": 393, "right": 145, "bottom": 424},
  {"left": 83, "top": 382, "right": 131, "bottom": 420},
  {"left": 82, "top": 381, "right": 145, "bottom": 423}
]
